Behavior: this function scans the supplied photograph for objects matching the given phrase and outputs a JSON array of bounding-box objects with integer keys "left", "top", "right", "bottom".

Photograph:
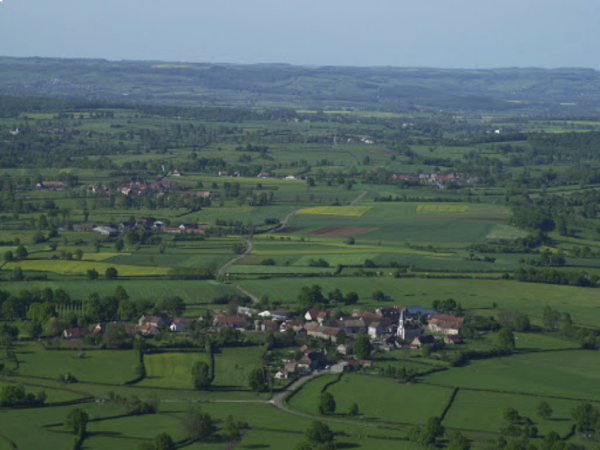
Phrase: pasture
[
  {"left": 3, "top": 260, "right": 170, "bottom": 277},
  {"left": 296, "top": 206, "right": 373, "bottom": 217},
  {"left": 236, "top": 277, "right": 600, "bottom": 327},
  {"left": 289, "top": 373, "right": 453, "bottom": 425},
  {"left": 422, "top": 350, "right": 600, "bottom": 401},
  {"left": 13, "top": 343, "right": 138, "bottom": 385},
  {"left": 444, "top": 390, "right": 578, "bottom": 436},
  {"left": 141, "top": 346, "right": 265, "bottom": 391}
]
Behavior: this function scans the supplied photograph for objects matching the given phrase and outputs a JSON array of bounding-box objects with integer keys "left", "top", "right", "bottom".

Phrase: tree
[
  {"left": 181, "top": 406, "right": 216, "bottom": 441},
  {"left": 514, "top": 313, "right": 531, "bottom": 332},
  {"left": 2, "top": 296, "right": 22, "bottom": 320},
  {"left": 420, "top": 417, "right": 445, "bottom": 446},
  {"left": 64, "top": 408, "right": 89, "bottom": 436},
  {"left": 354, "top": 335, "right": 372, "bottom": 360},
  {"left": 15, "top": 245, "right": 28, "bottom": 260},
  {"left": 87, "top": 269, "right": 99, "bottom": 280},
  {"left": 154, "top": 433, "right": 176, "bottom": 450},
  {"left": 543, "top": 307, "right": 561, "bottom": 332},
  {"left": 448, "top": 431, "right": 471, "bottom": 450},
  {"left": 422, "top": 344, "right": 432, "bottom": 358},
  {"left": 26, "top": 321, "right": 43, "bottom": 339},
  {"left": 344, "top": 291, "right": 359, "bottom": 305},
  {"left": 319, "top": 392, "right": 336, "bottom": 415},
  {"left": 248, "top": 368, "right": 266, "bottom": 392},
  {"left": 74, "top": 249, "right": 84, "bottom": 261},
  {"left": 105, "top": 267, "right": 118, "bottom": 280},
  {"left": 503, "top": 407, "right": 520, "bottom": 424},
  {"left": 102, "top": 323, "right": 127, "bottom": 349},
  {"left": 348, "top": 402, "right": 359, "bottom": 417},
  {"left": 115, "top": 239, "right": 124, "bottom": 252},
  {"left": 155, "top": 296, "right": 186, "bottom": 318},
  {"left": 497, "top": 327, "right": 516, "bottom": 353},
  {"left": 297, "top": 284, "right": 325, "bottom": 310},
  {"left": 191, "top": 361, "right": 211, "bottom": 390},
  {"left": 4, "top": 251, "right": 14, "bottom": 262},
  {"left": 345, "top": 236, "right": 355, "bottom": 245},
  {"left": 305, "top": 421, "right": 334, "bottom": 445},
  {"left": 537, "top": 401, "right": 553, "bottom": 420},
  {"left": 572, "top": 403, "right": 598, "bottom": 433},
  {"left": 27, "top": 302, "right": 55, "bottom": 323},
  {"left": 372, "top": 290, "right": 389, "bottom": 302},
  {"left": 12, "top": 266, "right": 23, "bottom": 281},
  {"left": 223, "top": 415, "right": 242, "bottom": 441}
]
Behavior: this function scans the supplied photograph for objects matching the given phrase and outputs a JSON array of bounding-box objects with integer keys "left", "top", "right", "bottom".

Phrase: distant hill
[{"left": 1, "top": 57, "right": 599, "bottom": 113}]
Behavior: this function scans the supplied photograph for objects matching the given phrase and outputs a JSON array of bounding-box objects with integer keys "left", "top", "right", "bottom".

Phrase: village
[{"left": 61, "top": 302, "right": 465, "bottom": 381}]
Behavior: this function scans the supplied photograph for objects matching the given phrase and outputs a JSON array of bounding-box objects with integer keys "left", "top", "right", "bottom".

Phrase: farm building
[
  {"left": 63, "top": 328, "right": 90, "bottom": 339},
  {"left": 428, "top": 314, "right": 464, "bottom": 335},
  {"left": 170, "top": 318, "right": 191, "bottom": 332},
  {"left": 138, "top": 314, "right": 170, "bottom": 328},
  {"left": 213, "top": 315, "right": 246, "bottom": 329},
  {"left": 410, "top": 335, "right": 436, "bottom": 350}
]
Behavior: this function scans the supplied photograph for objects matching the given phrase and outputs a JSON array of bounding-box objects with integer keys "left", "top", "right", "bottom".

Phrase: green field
[
  {"left": 444, "top": 390, "right": 577, "bottom": 436},
  {"left": 422, "top": 350, "right": 600, "bottom": 400},
  {"left": 141, "top": 347, "right": 265, "bottom": 391},
  {"left": 296, "top": 206, "right": 373, "bottom": 217},
  {"left": 3, "top": 260, "right": 170, "bottom": 277},
  {"left": 237, "top": 277, "right": 600, "bottom": 327},
  {"left": 13, "top": 343, "right": 138, "bottom": 385},
  {"left": 290, "top": 374, "right": 453, "bottom": 425}
]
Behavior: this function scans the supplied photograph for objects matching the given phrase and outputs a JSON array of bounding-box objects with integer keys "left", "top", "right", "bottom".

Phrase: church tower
[{"left": 397, "top": 310, "right": 405, "bottom": 340}]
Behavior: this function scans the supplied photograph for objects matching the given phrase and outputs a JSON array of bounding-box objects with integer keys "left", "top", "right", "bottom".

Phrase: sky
[{"left": 0, "top": 0, "right": 598, "bottom": 69}]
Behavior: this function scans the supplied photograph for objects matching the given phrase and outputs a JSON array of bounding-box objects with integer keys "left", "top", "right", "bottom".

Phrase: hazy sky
[{"left": 0, "top": 0, "right": 598, "bottom": 69}]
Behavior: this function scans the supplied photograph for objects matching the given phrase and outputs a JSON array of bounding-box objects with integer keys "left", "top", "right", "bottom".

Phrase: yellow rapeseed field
[{"left": 296, "top": 206, "right": 372, "bottom": 217}]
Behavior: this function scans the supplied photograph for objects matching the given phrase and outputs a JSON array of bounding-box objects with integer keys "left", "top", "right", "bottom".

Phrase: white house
[
  {"left": 169, "top": 318, "right": 190, "bottom": 332},
  {"left": 368, "top": 321, "right": 383, "bottom": 339}
]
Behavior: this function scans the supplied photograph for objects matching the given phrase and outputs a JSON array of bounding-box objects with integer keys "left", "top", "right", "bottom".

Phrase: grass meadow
[
  {"left": 422, "top": 350, "right": 600, "bottom": 401},
  {"left": 141, "top": 346, "right": 265, "bottom": 391},
  {"left": 444, "top": 390, "right": 578, "bottom": 436},
  {"left": 289, "top": 374, "right": 453, "bottom": 425},
  {"left": 13, "top": 343, "right": 138, "bottom": 385},
  {"left": 236, "top": 277, "right": 600, "bottom": 327}
]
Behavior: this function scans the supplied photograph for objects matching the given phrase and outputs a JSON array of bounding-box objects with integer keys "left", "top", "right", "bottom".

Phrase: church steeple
[{"left": 397, "top": 309, "right": 405, "bottom": 339}]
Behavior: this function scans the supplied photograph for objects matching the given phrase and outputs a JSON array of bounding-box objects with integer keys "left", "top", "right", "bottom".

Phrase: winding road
[
  {"left": 218, "top": 238, "right": 253, "bottom": 275},
  {"left": 349, "top": 190, "right": 368, "bottom": 206}
]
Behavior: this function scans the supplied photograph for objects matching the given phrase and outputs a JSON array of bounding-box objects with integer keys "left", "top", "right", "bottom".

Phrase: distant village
[
  {"left": 62, "top": 304, "right": 464, "bottom": 380},
  {"left": 391, "top": 172, "right": 484, "bottom": 189}
]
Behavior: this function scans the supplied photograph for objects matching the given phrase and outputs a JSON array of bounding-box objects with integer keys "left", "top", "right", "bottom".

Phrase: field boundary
[
  {"left": 440, "top": 387, "right": 459, "bottom": 421},
  {"left": 418, "top": 381, "right": 600, "bottom": 404},
  {"left": 321, "top": 372, "right": 344, "bottom": 393},
  {"left": 0, "top": 433, "right": 17, "bottom": 450}
]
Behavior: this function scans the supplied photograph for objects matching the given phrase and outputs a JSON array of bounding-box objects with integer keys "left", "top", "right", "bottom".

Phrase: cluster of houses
[
  {"left": 218, "top": 170, "right": 300, "bottom": 181},
  {"left": 72, "top": 219, "right": 206, "bottom": 236},
  {"left": 63, "top": 314, "right": 196, "bottom": 340},
  {"left": 331, "top": 135, "right": 374, "bottom": 145},
  {"left": 223, "top": 305, "right": 465, "bottom": 348},
  {"left": 85, "top": 175, "right": 215, "bottom": 202},
  {"left": 62, "top": 306, "right": 465, "bottom": 378},
  {"left": 391, "top": 172, "right": 484, "bottom": 189},
  {"left": 36, "top": 181, "right": 70, "bottom": 191}
]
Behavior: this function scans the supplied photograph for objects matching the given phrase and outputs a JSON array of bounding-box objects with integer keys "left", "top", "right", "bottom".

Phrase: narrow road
[
  {"left": 146, "top": 371, "right": 407, "bottom": 432},
  {"left": 274, "top": 208, "right": 301, "bottom": 232},
  {"left": 218, "top": 238, "right": 253, "bottom": 275},
  {"left": 349, "top": 190, "right": 367, "bottom": 206},
  {"left": 236, "top": 285, "right": 259, "bottom": 304},
  {"left": 270, "top": 371, "right": 405, "bottom": 430},
  {"left": 271, "top": 370, "right": 326, "bottom": 407}
]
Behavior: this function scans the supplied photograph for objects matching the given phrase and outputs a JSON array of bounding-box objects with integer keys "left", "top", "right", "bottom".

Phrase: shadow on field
[{"left": 337, "top": 444, "right": 360, "bottom": 449}]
